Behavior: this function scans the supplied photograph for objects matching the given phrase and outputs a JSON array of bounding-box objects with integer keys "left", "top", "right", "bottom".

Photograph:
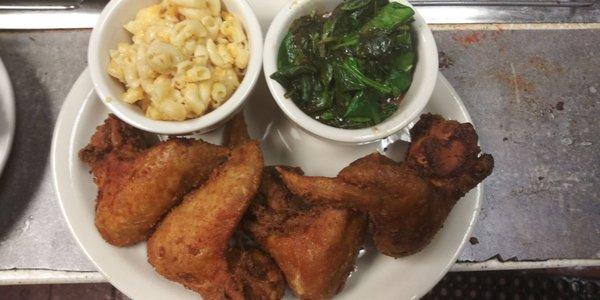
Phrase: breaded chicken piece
[
  {"left": 148, "top": 142, "right": 285, "bottom": 300},
  {"left": 224, "top": 113, "right": 289, "bottom": 299},
  {"left": 338, "top": 155, "right": 451, "bottom": 256},
  {"left": 227, "top": 246, "right": 286, "bottom": 300},
  {"left": 80, "top": 115, "right": 229, "bottom": 246},
  {"left": 245, "top": 167, "right": 367, "bottom": 299},
  {"left": 405, "top": 113, "right": 495, "bottom": 199},
  {"left": 277, "top": 114, "right": 494, "bottom": 257},
  {"left": 79, "top": 114, "right": 155, "bottom": 186},
  {"left": 277, "top": 163, "right": 446, "bottom": 257},
  {"left": 224, "top": 111, "right": 251, "bottom": 148}
]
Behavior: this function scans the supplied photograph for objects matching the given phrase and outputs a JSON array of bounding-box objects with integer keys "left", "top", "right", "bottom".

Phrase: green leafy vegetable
[
  {"left": 344, "top": 91, "right": 382, "bottom": 123},
  {"left": 272, "top": 0, "right": 416, "bottom": 129},
  {"left": 300, "top": 75, "right": 312, "bottom": 103},
  {"left": 316, "top": 85, "right": 333, "bottom": 109},
  {"left": 320, "top": 16, "right": 338, "bottom": 56},
  {"left": 361, "top": 2, "right": 414, "bottom": 33},
  {"left": 270, "top": 65, "right": 317, "bottom": 85},
  {"left": 318, "top": 110, "right": 335, "bottom": 121},
  {"left": 322, "top": 17, "right": 337, "bottom": 38},
  {"left": 392, "top": 31, "right": 412, "bottom": 48},
  {"left": 336, "top": 58, "right": 392, "bottom": 94},
  {"left": 358, "top": 32, "right": 393, "bottom": 58},
  {"left": 320, "top": 63, "right": 334, "bottom": 86},
  {"left": 387, "top": 70, "right": 412, "bottom": 96},
  {"left": 372, "top": 0, "right": 388, "bottom": 12},
  {"left": 341, "top": 0, "right": 372, "bottom": 11},
  {"left": 277, "top": 32, "right": 303, "bottom": 69},
  {"left": 393, "top": 52, "right": 415, "bottom": 72},
  {"left": 348, "top": 117, "right": 372, "bottom": 123},
  {"left": 330, "top": 33, "right": 360, "bottom": 50}
]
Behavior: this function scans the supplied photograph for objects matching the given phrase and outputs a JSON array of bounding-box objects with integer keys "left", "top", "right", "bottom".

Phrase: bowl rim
[
  {"left": 88, "top": 0, "right": 264, "bottom": 135},
  {"left": 263, "top": 0, "right": 438, "bottom": 144}
]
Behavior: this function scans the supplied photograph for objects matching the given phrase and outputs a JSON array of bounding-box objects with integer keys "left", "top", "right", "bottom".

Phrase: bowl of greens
[{"left": 264, "top": 0, "right": 438, "bottom": 144}]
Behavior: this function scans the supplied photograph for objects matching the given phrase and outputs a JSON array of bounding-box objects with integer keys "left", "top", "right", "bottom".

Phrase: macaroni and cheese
[{"left": 107, "top": 0, "right": 249, "bottom": 121}]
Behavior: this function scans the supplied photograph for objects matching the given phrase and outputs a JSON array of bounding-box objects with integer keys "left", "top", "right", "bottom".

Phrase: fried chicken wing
[
  {"left": 277, "top": 156, "right": 445, "bottom": 257},
  {"left": 224, "top": 111, "right": 251, "bottom": 147},
  {"left": 79, "top": 114, "right": 155, "bottom": 186},
  {"left": 406, "top": 113, "right": 495, "bottom": 198},
  {"left": 277, "top": 114, "right": 494, "bottom": 257},
  {"left": 147, "top": 141, "right": 285, "bottom": 300},
  {"left": 245, "top": 167, "right": 367, "bottom": 299},
  {"left": 227, "top": 247, "right": 286, "bottom": 300},
  {"left": 80, "top": 115, "right": 229, "bottom": 246}
]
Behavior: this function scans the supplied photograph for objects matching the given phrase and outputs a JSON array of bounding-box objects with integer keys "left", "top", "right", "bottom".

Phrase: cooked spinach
[
  {"left": 335, "top": 57, "right": 392, "bottom": 94},
  {"left": 360, "top": 2, "right": 414, "bottom": 34},
  {"left": 271, "top": 0, "right": 416, "bottom": 129},
  {"left": 341, "top": 0, "right": 373, "bottom": 11}
]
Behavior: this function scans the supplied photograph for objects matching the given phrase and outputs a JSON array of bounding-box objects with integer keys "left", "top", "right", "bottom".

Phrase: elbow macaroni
[{"left": 108, "top": 0, "right": 249, "bottom": 121}]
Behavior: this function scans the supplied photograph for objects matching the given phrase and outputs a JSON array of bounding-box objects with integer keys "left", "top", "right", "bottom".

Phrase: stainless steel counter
[
  {"left": 1, "top": 1, "right": 599, "bottom": 28},
  {"left": 434, "top": 28, "right": 600, "bottom": 261},
  {"left": 0, "top": 26, "right": 598, "bottom": 280}
]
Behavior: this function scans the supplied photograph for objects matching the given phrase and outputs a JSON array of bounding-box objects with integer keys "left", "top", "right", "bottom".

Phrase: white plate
[
  {"left": 0, "top": 57, "right": 15, "bottom": 176},
  {"left": 52, "top": 68, "right": 480, "bottom": 300}
]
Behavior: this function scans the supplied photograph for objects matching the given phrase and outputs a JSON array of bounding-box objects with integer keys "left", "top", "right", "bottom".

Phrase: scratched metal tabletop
[{"left": 0, "top": 28, "right": 598, "bottom": 272}]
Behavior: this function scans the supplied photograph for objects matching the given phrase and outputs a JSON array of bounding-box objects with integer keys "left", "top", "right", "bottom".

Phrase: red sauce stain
[
  {"left": 494, "top": 71, "right": 537, "bottom": 94},
  {"left": 452, "top": 32, "right": 485, "bottom": 47},
  {"left": 491, "top": 27, "right": 503, "bottom": 41},
  {"left": 528, "top": 55, "right": 564, "bottom": 76},
  {"left": 464, "top": 32, "right": 482, "bottom": 44},
  {"left": 506, "top": 75, "right": 534, "bottom": 92}
]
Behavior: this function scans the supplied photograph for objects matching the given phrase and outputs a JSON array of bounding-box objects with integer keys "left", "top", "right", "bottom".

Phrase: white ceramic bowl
[
  {"left": 89, "top": 0, "right": 263, "bottom": 135},
  {"left": 264, "top": 0, "right": 438, "bottom": 144}
]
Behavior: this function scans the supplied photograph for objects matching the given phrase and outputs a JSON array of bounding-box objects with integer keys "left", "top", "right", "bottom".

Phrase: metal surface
[
  {"left": 3, "top": 259, "right": 600, "bottom": 285},
  {"left": 435, "top": 28, "right": 600, "bottom": 261},
  {"left": 0, "top": 1, "right": 600, "bottom": 28},
  {"left": 0, "top": 6, "right": 77, "bottom": 10},
  {"left": 417, "top": 2, "right": 600, "bottom": 24},
  {"left": 0, "top": 270, "right": 105, "bottom": 285},
  {"left": 0, "top": 0, "right": 80, "bottom": 10},
  {"left": 411, "top": 0, "right": 595, "bottom": 6},
  {"left": 0, "top": 30, "right": 94, "bottom": 271},
  {"left": 0, "top": 0, "right": 104, "bottom": 29},
  {"left": 452, "top": 259, "right": 600, "bottom": 272},
  {"left": 0, "top": 27, "right": 598, "bottom": 275}
]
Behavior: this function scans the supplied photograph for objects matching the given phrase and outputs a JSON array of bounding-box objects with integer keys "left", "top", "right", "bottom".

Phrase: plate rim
[
  {"left": 0, "top": 57, "right": 16, "bottom": 176},
  {"left": 52, "top": 68, "right": 482, "bottom": 300}
]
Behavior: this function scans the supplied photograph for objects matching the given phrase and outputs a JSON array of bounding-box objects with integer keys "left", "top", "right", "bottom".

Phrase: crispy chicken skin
[
  {"left": 80, "top": 115, "right": 229, "bottom": 246},
  {"left": 147, "top": 141, "right": 285, "bottom": 300},
  {"left": 277, "top": 163, "right": 444, "bottom": 257},
  {"left": 224, "top": 111, "right": 288, "bottom": 300},
  {"left": 338, "top": 155, "right": 451, "bottom": 256},
  {"left": 406, "top": 113, "right": 495, "bottom": 199},
  {"left": 277, "top": 114, "right": 494, "bottom": 257},
  {"left": 79, "top": 114, "right": 155, "bottom": 185},
  {"left": 224, "top": 111, "right": 251, "bottom": 147},
  {"left": 227, "top": 247, "right": 286, "bottom": 300},
  {"left": 245, "top": 167, "right": 367, "bottom": 299}
]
